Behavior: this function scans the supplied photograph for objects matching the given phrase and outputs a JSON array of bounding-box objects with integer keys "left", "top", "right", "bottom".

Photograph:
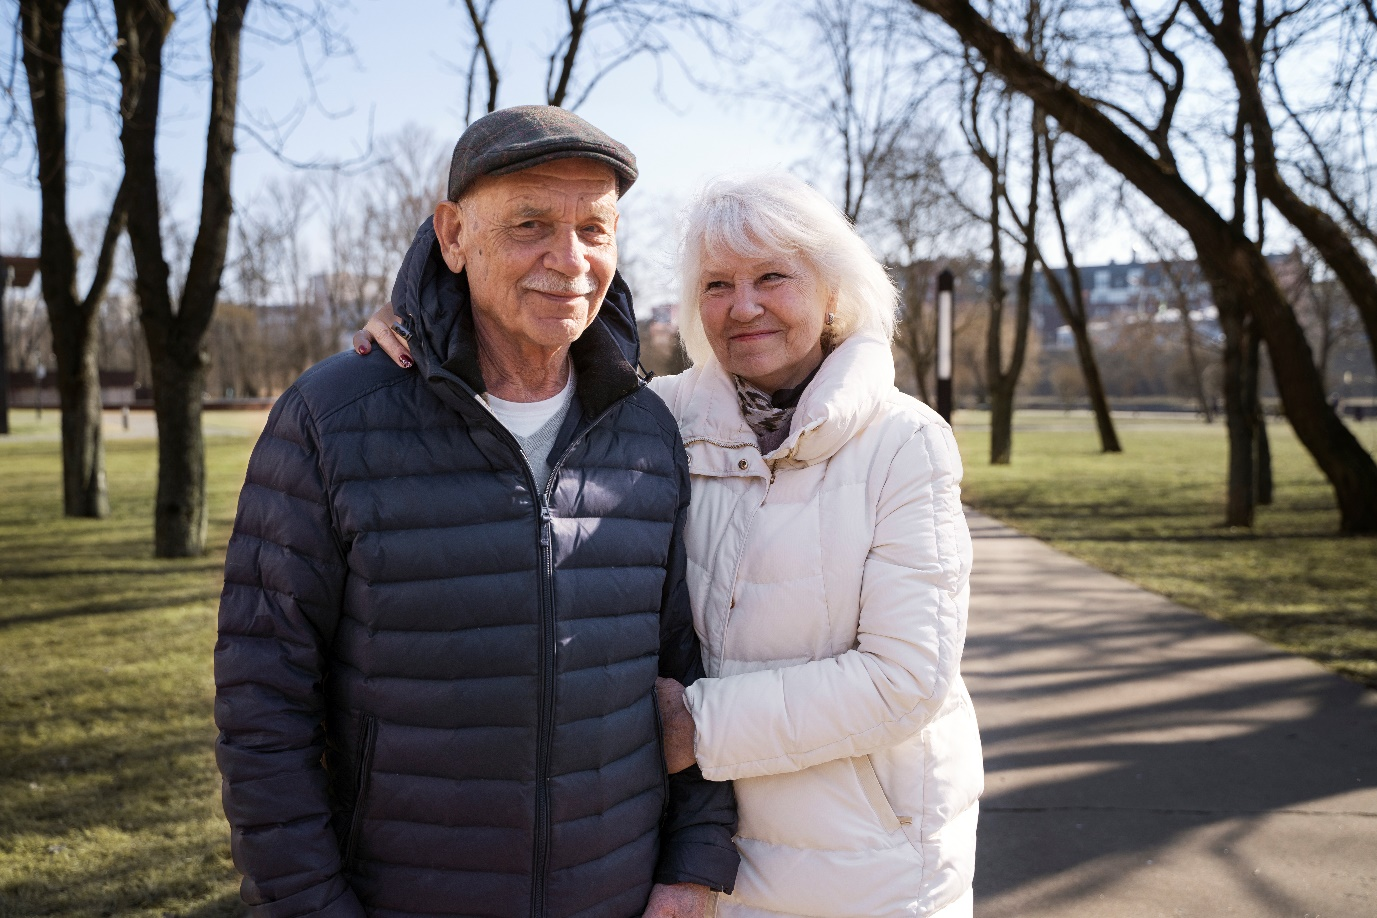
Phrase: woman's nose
[{"left": 728, "top": 283, "right": 762, "bottom": 320}]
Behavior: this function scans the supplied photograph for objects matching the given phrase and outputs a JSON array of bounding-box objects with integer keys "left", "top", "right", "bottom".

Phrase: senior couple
[{"left": 214, "top": 106, "right": 981, "bottom": 918}]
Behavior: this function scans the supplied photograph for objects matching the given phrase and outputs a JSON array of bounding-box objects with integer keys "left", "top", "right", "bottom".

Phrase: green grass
[
  {"left": 1, "top": 407, "right": 1373, "bottom": 915},
  {"left": 0, "top": 412, "right": 265, "bottom": 917},
  {"left": 954, "top": 411, "right": 1377, "bottom": 690}
]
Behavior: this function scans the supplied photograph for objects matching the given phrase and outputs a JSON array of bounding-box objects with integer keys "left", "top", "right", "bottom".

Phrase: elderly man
[{"left": 214, "top": 106, "right": 738, "bottom": 918}]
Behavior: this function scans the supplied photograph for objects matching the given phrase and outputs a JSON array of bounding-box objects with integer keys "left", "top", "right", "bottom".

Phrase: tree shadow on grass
[{"left": 0, "top": 589, "right": 220, "bottom": 631}]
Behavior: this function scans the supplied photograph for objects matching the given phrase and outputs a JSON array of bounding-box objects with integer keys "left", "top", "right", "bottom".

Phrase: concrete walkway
[{"left": 964, "top": 511, "right": 1377, "bottom": 918}]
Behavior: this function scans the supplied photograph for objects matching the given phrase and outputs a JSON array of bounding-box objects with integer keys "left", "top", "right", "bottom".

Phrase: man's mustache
[{"left": 524, "top": 272, "right": 595, "bottom": 297}]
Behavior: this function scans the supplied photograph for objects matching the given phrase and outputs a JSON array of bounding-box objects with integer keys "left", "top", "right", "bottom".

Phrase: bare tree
[
  {"left": 1040, "top": 125, "right": 1121, "bottom": 452},
  {"left": 456, "top": 0, "right": 742, "bottom": 121},
  {"left": 1163, "top": 259, "right": 1216, "bottom": 423},
  {"left": 871, "top": 130, "right": 976, "bottom": 402},
  {"left": 962, "top": 50, "right": 1039, "bottom": 465},
  {"left": 1189, "top": 0, "right": 1377, "bottom": 374},
  {"left": 114, "top": 0, "right": 251, "bottom": 556},
  {"left": 909, "top": 0, "right": 1377, "bottom": 533},
  {"left": 1286, "top": 246, "right": 1368, "bottom": 392},
  {"left": 777, "top": 0, "right": 933, "bottom": 223},
  {"left": 18, "top": 0, "right": 129, "bottom": 518}
]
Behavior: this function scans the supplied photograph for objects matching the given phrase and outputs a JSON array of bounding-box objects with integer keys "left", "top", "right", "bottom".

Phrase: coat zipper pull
[{"left": 539, "top": 507, "right": 552, "bottom": 547}]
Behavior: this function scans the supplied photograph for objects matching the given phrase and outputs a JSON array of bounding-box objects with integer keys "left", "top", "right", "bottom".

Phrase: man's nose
[{"left": 545, "top": 228, "right": 590, "bottom": 277}]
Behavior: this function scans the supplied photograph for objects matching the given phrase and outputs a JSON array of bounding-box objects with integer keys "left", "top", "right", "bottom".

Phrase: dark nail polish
[{"left": 399, "top": 355, "right": 413, "bottom": 369}]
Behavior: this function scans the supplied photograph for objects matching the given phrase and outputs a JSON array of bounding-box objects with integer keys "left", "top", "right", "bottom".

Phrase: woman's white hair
[{"left": 676, "top": 171, "right": 898, "bottom": 367}]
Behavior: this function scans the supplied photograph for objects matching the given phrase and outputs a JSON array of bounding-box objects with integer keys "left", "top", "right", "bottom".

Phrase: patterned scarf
[{"left": 733, "top": 361, "right": 823, "bottom": 455}]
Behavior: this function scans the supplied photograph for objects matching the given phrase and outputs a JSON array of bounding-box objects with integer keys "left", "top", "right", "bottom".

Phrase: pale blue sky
[
  {"left": 1, "top": 1, "right": 822, "bottom": 304},
  {"left": 1, "top": 0, "right": 1223, "bottom": 308}
]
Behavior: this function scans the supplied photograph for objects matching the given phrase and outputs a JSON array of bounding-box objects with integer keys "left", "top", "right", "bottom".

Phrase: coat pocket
[
  {"left": 852, "top": 755, "right": 911, "bottom": 835},
  {"left": 342, "top": 713, "right": 378, "bottom": 872}
]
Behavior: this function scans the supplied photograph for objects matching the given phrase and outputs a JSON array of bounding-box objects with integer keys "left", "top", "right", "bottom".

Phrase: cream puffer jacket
[{"left": 649, "top": 333, "right": 982, "bottom": 918}]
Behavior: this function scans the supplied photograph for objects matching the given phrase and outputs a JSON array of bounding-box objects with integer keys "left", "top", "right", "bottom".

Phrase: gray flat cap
[{"left": 447, "top": 105, "right": 638, "bottom": 201}]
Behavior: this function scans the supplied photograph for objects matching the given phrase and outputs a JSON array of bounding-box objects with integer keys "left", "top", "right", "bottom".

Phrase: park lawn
[
  {"left": 1, "top": 408, "right": 1373, "bottom": 916},
  {"left": 954, "top": 413, "right": 1377, "bottom": 690},
  {"left": 0, "top": 416, "right": 261, "bottom": 917}
]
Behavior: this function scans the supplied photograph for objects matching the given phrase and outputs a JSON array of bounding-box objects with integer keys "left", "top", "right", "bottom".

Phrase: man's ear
[{"left": 433, "top": 200, "right": 466, "bottom": 274}]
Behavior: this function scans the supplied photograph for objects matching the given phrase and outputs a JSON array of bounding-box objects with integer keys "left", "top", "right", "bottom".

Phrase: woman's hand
[
  {"left": 351, "top": 302, "right": 415, "bottom": 370},
  {"left": 655, "top": 677, "right": 697, "bottom": 774}
]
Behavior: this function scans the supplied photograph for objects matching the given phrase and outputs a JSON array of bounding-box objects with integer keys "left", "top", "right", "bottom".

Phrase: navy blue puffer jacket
[{"left": 214, "top": 219, "right": 739, "bottom": 918}]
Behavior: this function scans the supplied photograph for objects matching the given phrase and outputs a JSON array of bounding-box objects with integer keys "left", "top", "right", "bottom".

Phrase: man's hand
[
  {"left": 655, "top": 677, "right": 697, "bottom": 774},
  {"left": 644, "top": 882, "right": 715, "bottom": 918},
  {"left": 351, "top": 302, "right": 415, "bottom": 369}
]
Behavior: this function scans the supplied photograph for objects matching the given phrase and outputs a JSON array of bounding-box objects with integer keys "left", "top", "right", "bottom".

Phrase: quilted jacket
[
  {"left": 649, "top": 333, "right": 982, "bottom": 918},
  {"left": 214, "top": 218, "right": 739, "bottom": 918}
]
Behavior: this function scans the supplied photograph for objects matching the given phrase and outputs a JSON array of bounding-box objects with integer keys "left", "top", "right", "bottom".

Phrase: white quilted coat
[{"left": 649, "top": 333, "right": 982, "bottom": 918}]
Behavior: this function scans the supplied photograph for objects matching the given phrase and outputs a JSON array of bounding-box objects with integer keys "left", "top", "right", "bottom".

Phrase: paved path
[{"left": 964, "top": 510, "right": 1377, "bottom": 918}]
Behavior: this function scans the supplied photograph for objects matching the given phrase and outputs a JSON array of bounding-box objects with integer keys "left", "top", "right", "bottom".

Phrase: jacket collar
[
  {"left": 675, "top": 333, "right": 896, "bottom": 470},
  {"left": 390, "top": 217, "right": 642, "bottom": 417}
]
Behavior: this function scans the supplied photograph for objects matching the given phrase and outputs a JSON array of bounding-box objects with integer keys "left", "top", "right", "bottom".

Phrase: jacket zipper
[
  {"left": 478, "top": 398, "right": 618, "bottom": 918},
  {"left": 533, "top": 502, "right": 555, "bottom": 917},
  {"left": 426, "top": 361, "right": 641, "bottom": 917},
  {"left": 717, "top": 461, "right": 772, "bottom": 670},
  {"left": 343, "top": 713, "right": 378, "bottom": 872}
]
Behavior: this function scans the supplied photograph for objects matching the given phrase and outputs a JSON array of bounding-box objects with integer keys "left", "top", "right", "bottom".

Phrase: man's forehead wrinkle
[{"left": 490, "top": 190, "right": 618, "bottom": 224}]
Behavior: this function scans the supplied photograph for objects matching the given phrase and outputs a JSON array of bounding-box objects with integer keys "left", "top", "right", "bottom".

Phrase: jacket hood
[
  {"left": 389, "top": 217, "right": 642, "bottom": 415},
  {"left": 671, "top": 332, "right": 896, "bottom": 469}
]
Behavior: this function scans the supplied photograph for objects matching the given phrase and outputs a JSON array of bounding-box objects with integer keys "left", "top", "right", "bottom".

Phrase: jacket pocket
[
  {"left": 650, "top": 687, "right": 670, "bottom": 817},
  {"left": 343, "top": 713, "right": 378, "bottom": 872},
  {"left": 852, "top": 755, "right": 910, "bottom": 835}
]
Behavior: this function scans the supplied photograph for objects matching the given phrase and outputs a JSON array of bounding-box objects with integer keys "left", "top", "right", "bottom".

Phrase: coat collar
[
  {"left": 391, "top": 217, "right": 642, "bottom": 417},
  {"left": 675, "top": 333, "right": 895, "bottom": 471}
]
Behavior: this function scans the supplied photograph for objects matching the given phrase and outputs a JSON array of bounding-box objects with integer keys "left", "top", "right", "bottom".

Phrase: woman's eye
[
  {"left": 760, "top": 272, "right": 787, "bottom": 283},
  {"left": 704, "top": 280, "right": 729, "bottom": 292}
]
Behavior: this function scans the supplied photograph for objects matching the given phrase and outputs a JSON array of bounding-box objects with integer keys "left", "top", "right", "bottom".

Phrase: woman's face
[{"left": 697, "top": 248, "right": 831, "bottom": 393}]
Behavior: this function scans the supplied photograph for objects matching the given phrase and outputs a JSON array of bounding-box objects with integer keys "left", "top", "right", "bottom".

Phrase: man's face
[{"left": 434, "top": 158, "right": 620, "bottom": 354}]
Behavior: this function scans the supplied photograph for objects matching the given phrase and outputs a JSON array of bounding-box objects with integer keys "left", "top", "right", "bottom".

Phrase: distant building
[{"left": 1031, "top": 257, "right": 1222, "bottom": 350}]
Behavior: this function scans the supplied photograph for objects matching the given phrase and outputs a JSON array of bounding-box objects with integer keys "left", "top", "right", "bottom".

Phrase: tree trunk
[
  {"left": 910, "top": 0, "right": 1377, "bottom": 533},
  {"left": 116, "top": 0, "right": 248, "bottom": 556},
  {"left": 1249, "top": 327, "right": 1273, "bottom": 506},
  {"left": 1042, "top": 128, "right": 1120, "bottom": 453},
  {"left": 1177, "top": 287, "right": 1214, "bottom": 422},
  {"left": 1220, "top": 297, "right": 1254, "bottom": 527},
  {"left": 151, "top": 356, "right": 207, "bottom": 557},
  {"left": 55, "top": 332, "right": 108, "bottom": 517},
  {"left": 990, "top": 381, "right": 1014, "bottom": 464},
  {"left": 20, "top": 0, "right": 128, "bottom": 518},
  {"left": 1043, "top": 273, "right": 1121, "bottom": 452}
]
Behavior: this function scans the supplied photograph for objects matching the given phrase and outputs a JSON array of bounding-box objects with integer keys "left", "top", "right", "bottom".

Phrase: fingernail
[
  {"left": 399, "top": 355, "right": 413, "bottom": 369},
  {"left": 356, "top": 345, "right": 367, "bottom": 356}
]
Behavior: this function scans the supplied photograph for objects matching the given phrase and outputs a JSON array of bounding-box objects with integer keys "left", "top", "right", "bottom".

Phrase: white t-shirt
[{"left": 484, "top": 368, "right": 576, "bottom": 437}]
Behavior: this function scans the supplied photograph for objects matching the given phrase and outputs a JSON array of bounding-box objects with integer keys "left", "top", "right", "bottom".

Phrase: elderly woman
[{"left": 360, "top": 172, "right": 981, "bottom": 917}]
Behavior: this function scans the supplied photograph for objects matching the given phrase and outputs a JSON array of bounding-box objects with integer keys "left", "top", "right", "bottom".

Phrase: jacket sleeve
[
  {"left": 653, "top": 440, "right": 741, "bottom": 892},
  {"left": 214, "top": 387, "right": 363, "bottom": 918},
  {"left": 683, "top": 422, "right": 973, "bottom": 782}
]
